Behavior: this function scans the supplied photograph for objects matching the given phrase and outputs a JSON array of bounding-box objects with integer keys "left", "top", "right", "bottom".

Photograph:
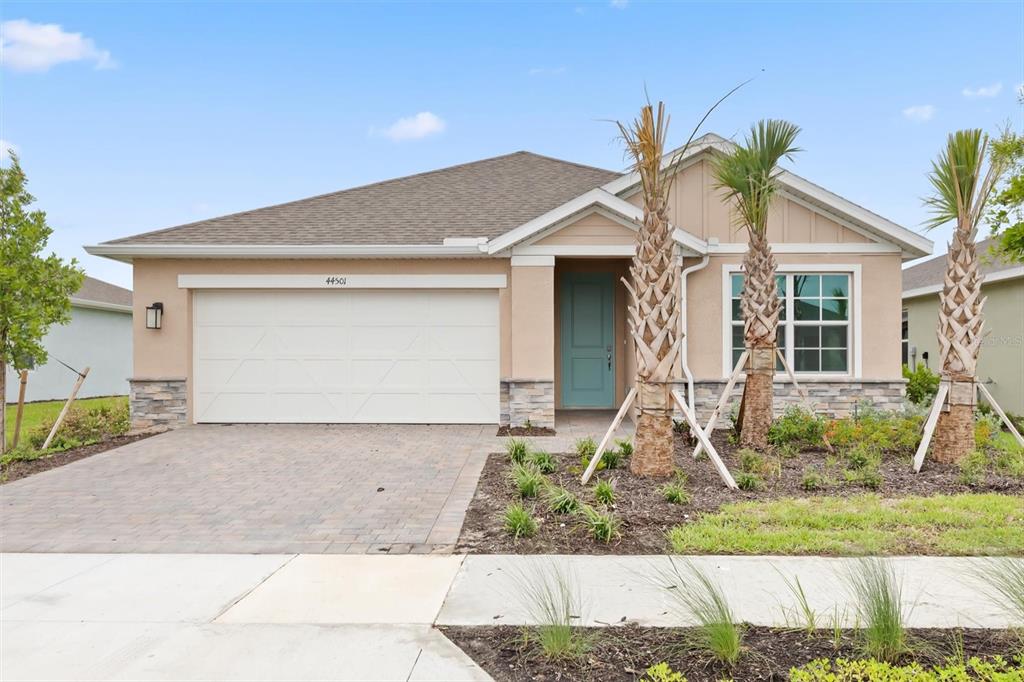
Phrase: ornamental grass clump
[
  {"left": 656, "top": 559, "right": 743, "bottom": 666},
  {"left": 503, "top": 502, "right": 537, "bottom": 539},
  {"left": 843, "top": 558, "right": 912, "bottom": 663},
  {"left": 510, "top": 462, "right": 545, "bottom": 498},
  {"left": 544, "top": 484, "right": 580, "bottom": 515},
  {"left": 970, "top": 557, "right": 1024, "bottom": 626},
  {"left": 506, "top": 437, "right": 530, "bottom": 464},
  {"left": 512, "top": 561, "right": 591, "bottom": 661},
  {"left": 593, "top": 478, "right": 615, "bottom": 505},
  {"left": 660, "top": 471, "right": 691, "bottom": 504},
  {"left": 528, "top": 450, "right": 557, "bottom": 474},
  {"left": 578, "top": 504, "right": 620, "bottom": 543}
]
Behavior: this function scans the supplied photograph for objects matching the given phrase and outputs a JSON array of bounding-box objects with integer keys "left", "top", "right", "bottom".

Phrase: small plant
[
  {"left": 510, "top": 462, "right": 545, "bottom": 498},
  {"left": 656, "top": 559, "right": 743, "bottom": 666},
  {"left": 545, "top": 484, "right": 580, "bottom": 515},
  {"left": 790, "top": 656, "right": 1024, "bottom": 681},
  {"left": 903, "top": 362, "right": 940, "bottom": 406},
  {"left": 503, "top": 502, "right": 537, "bottom": 539},
  {"left": 660, "top": 481, "right": 691, "bottom": 505},
  {"left": 574, "top": 436, "right": 597, "bottom": 459},
  {"left": 593, "top": 478, "right": 615, "bottom": 505},
  {"left": 738, "top": 448, "right": 768, "bottom": 475},
  {"left": 528, "top": 450, "right": 557, "bottom": 474},
  {"left": 768, "top": 406, "right": 826, "bottom": 448},
  {"left": 578, "top": 504, "right": 620, "bottom": 543},
  {"left": 843, "top": 443, "right": 883, "bottom": 490},
  {"left": 643, "top": 662, "right": 687, "bottom": 682},
  {"left": 506, "top": 437, "right": 530, "bottom": 464},
  {"left": 844, "top": 465, "right": 883, "bottom": 490},
  {"left": 842, "top": 558, "right": 911, "bottom": 663},
  {"left": 801, "top": 466, "right": 825, "bottom": 491},
  {"left": 777, "top": 571, "right": 818, "bottom": 634},
  {"left": 735, "top": 471, "right": 762, "bottom": 491},
  {"left": 958, "top": 450, "right": 989, "bottom": 486},
  {"left": 601, "top": 439, "right": 632, "bottom": 469},
  {"left": 777, "top": 442, "right": 799, "bottom": 459},
  {"left": 970, "top": 558, "right": 1024, "bottom": 626},
  {"left": 512, "top": 561, "right": 591, "bottom": 661}
]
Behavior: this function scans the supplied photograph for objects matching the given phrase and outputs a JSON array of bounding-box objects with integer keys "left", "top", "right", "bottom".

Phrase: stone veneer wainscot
[
  {"left": 501, "top": 379, "right": 555, "bottom": 429},
  {"left": 689, "top": 379, "right": 907, "bottom": 422},
  {"left": 129, "top": 378, "right": 188, "bottom": 430}
]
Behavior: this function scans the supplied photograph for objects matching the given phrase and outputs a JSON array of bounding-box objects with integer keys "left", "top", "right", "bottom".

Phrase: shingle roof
[
  {"left": 74, "top": 276, "right": 133, "bottom": 308},
  {"left": 105, "top": 152, "right": 620, "bottom": 246},
  {"left": 902, "top": 238, "right": 1020, "bottom": 292}
]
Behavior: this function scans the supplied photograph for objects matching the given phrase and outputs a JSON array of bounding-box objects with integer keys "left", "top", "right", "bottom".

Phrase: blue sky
[{"left": 2, "top": 1, "right": 1021, "bottom": 288}]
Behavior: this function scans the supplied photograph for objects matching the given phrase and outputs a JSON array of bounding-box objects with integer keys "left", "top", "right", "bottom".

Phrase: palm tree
[
  {"left": 618, "top": 102, "right": 680, "bottom": 477},
  {"left": 711, "top": 120, "right": 801, "bottom": 449},
  {"left": 923, "top": 129, "right": 1008, "bottom": 463}
]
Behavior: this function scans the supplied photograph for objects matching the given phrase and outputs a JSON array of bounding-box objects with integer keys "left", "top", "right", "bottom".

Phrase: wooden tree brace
[
  {"left": 912, "top": 381, "right": 950, "bottom": 473},
  {"left": 692, "top": 350, "right": 748, "bottom": 460},
  {"left": 580, "top": 387, "right": 637, "bottom": 485},
  {"left": 41, "top": 367, "right": 90, "bottom": 451},
  {"left": 672, "top": 389, "right": 737, "bottom": 489},
  {"left": 977, "top": 383, "right": 1024, "bottom": 447}
]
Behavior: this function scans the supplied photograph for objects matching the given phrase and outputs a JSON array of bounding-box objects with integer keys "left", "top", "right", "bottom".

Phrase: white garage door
[{"left": 193, "top": 289, "right": 499, "bottom": 423}]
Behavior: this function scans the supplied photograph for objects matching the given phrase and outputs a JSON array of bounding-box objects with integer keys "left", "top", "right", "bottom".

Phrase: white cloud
[
  {"left": 962, "top": 82, "right": 1003, "bottom": 98},
  {"left": 902, "top": 104, "right": 935, "bottom": 123},
  {"left": 1, "top": 19, "right": 115, "bottom": 73},
  {"left": 0, "top": 139, "right": 18, "bottom": 163},
  {"left": 528, "top": 66, "right": 567, "bottom": 76},
  {"left": 373, "top": 112, "right": 446, "bottom": 141},
  {"left": 610, "top": 0, "right": 629, "bottom": 7}
]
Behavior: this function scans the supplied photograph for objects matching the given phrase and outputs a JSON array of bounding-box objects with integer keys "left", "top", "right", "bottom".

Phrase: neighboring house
[
  {"left": 4, "top": 276, "right": 133, "bottom": 403},
  {"left": 902, "top": 239, "right": 1024, "bottom": 415},
  {"left": 86, "top": 134, "right": 932, "bottom": 431}
]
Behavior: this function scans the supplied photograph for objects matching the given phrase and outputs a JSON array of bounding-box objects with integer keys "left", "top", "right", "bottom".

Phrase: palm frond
[{"left": 923, "top": 129, "right": 1009, "bottom": 233}]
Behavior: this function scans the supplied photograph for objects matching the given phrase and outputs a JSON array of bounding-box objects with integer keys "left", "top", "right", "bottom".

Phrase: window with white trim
[{"left": 729, "top": 272, "right": 851, "bottom": 374}]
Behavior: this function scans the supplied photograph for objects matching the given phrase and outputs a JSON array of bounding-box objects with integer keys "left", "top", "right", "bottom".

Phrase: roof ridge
[{"left": 103, "top": 150, "right": 614, "bottom": 245}]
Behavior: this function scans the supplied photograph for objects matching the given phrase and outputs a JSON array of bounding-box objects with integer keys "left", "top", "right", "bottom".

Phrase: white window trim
[
  {"left": 720, "top": 263, "right": 862, "bottom": 379},
  {"left": 177, "top": 274, "right": 507, "bottom": 289}
]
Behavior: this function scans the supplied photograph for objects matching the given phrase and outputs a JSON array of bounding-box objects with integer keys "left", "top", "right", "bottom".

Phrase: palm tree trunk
[
  {"left": 740, "top": 231, "right": 780, "bottom": 450},
  {"left": 932, "top": 226, "right": 985, "bottom": 463},
  {"left": 626, "top": 197, "right": 680, "bottom": 478}
]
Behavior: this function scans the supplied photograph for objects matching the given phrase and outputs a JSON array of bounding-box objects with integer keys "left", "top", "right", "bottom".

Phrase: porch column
[{"left": 505, "top": 257, "right": 555, "bottom": 428}]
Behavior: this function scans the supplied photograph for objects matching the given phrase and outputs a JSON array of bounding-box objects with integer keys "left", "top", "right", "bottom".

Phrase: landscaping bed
[
  {"left": 497, "top": 425, "right": 557, "bottom": 437},
  {"left": 441, "top": 625, "right": 1021, "bottom": 682},
  {"left": 1, "top": 432, "right": 155, "bottom": 484},
  {"left": 457, "top": 407, "right": 1024, "bottom": 556}
]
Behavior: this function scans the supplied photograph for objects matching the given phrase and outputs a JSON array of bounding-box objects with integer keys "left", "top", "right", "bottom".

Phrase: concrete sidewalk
[{"left": 2, "top": 553, "right": 1018, "bottom": 681}]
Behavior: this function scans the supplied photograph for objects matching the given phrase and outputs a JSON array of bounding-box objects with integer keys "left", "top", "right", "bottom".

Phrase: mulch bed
[
  {"left": 498, "top": 425, "right": 558, "bottom": 437},
  {"left": 456, "top": 432, "right": 1023, "bottom": 555},
  {"left": 440, "top": 624, "right": 1019, "bottom": 681},
  {"left": 1, "top": 432, "right": 157, "bottom": 484}
]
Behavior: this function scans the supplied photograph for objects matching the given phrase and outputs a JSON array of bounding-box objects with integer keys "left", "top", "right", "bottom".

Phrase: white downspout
[{"left": 680, "top": 253, "right": 710, "bottom": 412}]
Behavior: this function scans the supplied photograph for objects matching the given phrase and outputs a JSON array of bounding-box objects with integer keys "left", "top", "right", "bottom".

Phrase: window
[
  {"left": 901, "top": 308, "right": 909, "bottom": 367},
  {"left": 729, "top": 272, "right": 851, "bottom": 374}
]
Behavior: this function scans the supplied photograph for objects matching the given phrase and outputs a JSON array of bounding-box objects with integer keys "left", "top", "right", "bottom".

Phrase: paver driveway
[{"left": 0, "top": 424, "right": 491, "bottom": 554}]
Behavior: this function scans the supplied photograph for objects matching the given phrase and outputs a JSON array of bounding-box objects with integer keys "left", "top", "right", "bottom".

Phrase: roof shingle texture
[
  {"left": 107, "top": 152, "right": 621, "bottom": 246},
  {"left": 75, "top": 276, "right": 132, "bottom": 307},
  {"left": 902, "top": 238, "right": 1020, "bottom": 291}
]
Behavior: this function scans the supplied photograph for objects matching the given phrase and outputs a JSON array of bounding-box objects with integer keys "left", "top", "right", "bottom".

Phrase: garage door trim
[{"left": 179, "top": 274, "right": 507, "bottom": 289}]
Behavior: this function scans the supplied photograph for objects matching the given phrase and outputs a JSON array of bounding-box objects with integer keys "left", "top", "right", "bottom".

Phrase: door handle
[{"left": 607, "top": 353, "right": 612, "bottom": 371}]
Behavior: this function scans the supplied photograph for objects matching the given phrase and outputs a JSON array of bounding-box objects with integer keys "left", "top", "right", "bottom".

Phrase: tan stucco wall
[
  {"left": 510, "top": 265, "right": 554, "bottom": 379},
  {"left": 553, "top": 259, "right": 633, "bottom": 408},
  {"left": 684, "top": 253, "right": 903, "bottom": 381},
  {"left": 905, "top": 278, "right": 1024, "bottom": 414},
  {"left": 534, "top": 211, "right": 637, "bottom": 246},
  {"left": 627, "top": 158, "right": 872, "bottom": 244},
  {"left": 132, "top": 258, "right": 514, "bottom": 420}
]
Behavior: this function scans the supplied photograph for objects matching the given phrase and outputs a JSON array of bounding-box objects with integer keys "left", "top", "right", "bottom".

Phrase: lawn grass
[
  {"left": 4, "top": 396, "right": 127, "bottom": 448},
  {"left": 667, "top": 493, "right": 1024, "bottom": 556}
]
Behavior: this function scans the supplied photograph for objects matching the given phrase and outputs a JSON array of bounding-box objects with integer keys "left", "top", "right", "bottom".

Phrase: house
[
  {"left": 86, "top": 134, "right": 932, "bottom": 431},
  {"left": 5, "top": 276, "right": 133, "bottom": 403},
  {"left": 902, "top": 239, "right": 1024, "bottom": 415}
]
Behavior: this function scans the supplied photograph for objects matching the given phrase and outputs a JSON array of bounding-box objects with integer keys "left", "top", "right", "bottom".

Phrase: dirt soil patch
[
  {"left": 497, "top": 425, "right": 557, "bottom": 437},
  {"left": 456, "top": 432, "right": 1023, "bottom": 555},
  {"left": 1, "top": 433, "right": 157, "bottom": 484},
  {"left": 440, "top": 624, "right": 1019, "bottom": 682}
]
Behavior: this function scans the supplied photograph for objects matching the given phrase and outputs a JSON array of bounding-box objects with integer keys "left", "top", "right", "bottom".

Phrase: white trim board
[
  {"left": 706, "top": 243, "right": 901, "bottom": 255},
  {"left": 720, "top": 263, "right": 863, "bottom": 379},
  {"left": 177, "top": 274, "right": 508, "bottom": 289},
  {"left": 902, "top": 266, "right": 1024, "bottom": 299},
  {"left": 71, "top": 298, "right": 133, "bottom": 314}
]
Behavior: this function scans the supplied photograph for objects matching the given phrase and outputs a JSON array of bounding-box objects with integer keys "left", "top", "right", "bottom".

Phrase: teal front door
[{"left": 560, "top": 273, "right": 615, "bottom": 408}]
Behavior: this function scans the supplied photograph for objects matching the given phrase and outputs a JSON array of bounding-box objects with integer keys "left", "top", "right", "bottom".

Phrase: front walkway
[{"left": 1, "top": 553, "right": 1014, "bottom": 681}]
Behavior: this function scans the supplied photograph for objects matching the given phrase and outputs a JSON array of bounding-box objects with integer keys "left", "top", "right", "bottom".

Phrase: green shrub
[
  {"left": 615, "top": 437, "right": 634, "bottom": 457},
  {"left": 778, "top": 442, "right": 800, "bottom": 459},
  {"left": 514, "top": 561, "right": 591, "bottom": 661},
  {"left": 593, "top": 479, "right": 615, "bottom": 505},
  {"left": 578, "top": 504, "right": 620, "bottom": 543},
  {"left": 656, "top": 559, "right": 743, "bottom": 666},
  {"left": 738, "top": 448, "right": 768, "bottom": 475},
  {"left": 975, "top": 413, "right": 1003, "bottom": 449},
  {"left": 992, "top": 435, "right": 1024, "bottom": 478},
  {"left": 0, "top": 443, "right": 42, "bottom": 467},
  {"left": 643, "top": 662, "right": 687, "bottom": 682},
  {"left": 844, "top": 466, "right": 883, "bottom": 490},
  {"left": 768, "top": 406, "right": 827, "bottom": 448},
  {"left": 503, "top": 502, "right": 537, "bottom": 539},
  {"left": 510, "top": 462, "right": 545, "bottom": 498},
  {"left": 528, "top": 450, "right": 557, "bottom": 474},
  {"left": 790, "top": 656, "right": 1022, "bottom": 681},
  {"left": 735, "top": 471, "right": 762, "bottom": 491},
  {"left": 28, "top": 402, "right": 130, "bottom": 452},
  {"left": 505, "top": 437, "right": 530, "bottom": 464},
  {"left": 843, "top": 443, "right": 884, "bottom": 490},
  {"left": 801, "top": 466, "right": 826, "bottom": 491},
  {"left": 660, "top": 481, "right": 690, "bottom": 505},
  {"left": 827, "top": 409, "right": 923, "bottom": 456},
  {"left": 843, "top": 558, "right": 910, "bottom": 663},
  {"left": 959, "top": 450, "right": 989, "bottom": 486},
  {"left": 574, "top": 436, "right": 597, "bottom": 459},
  {"left": 600, "top": 438, "right": 632, "bottom": 469},
  {"left": 902, "top": 363, "right": 941, "bottom": 406},
  {"left": 545, "top": 485, "right": 579, "bottom": 515}
]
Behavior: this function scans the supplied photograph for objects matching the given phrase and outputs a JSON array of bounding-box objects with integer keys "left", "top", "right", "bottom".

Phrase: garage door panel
[{"left": 194, "top": 289, "right": 498, "bottom": 423}]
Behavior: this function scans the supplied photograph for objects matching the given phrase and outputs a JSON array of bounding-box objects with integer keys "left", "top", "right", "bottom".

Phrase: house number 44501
[{"left": 324, "top": 276, "right": 347, "bottom": 286}]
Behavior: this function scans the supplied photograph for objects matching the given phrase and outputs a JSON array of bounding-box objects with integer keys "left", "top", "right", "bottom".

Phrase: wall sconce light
[{"left": 145, "top": 302, "right": 164, "bottom": 329}]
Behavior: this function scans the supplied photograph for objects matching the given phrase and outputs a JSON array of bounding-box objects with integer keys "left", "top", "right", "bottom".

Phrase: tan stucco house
[
  {"left": 86, "top": 134, "right": 932, "bottom": 430},
  {"left": 902, "top": 239, "right": 1024, "bottom": 414}
]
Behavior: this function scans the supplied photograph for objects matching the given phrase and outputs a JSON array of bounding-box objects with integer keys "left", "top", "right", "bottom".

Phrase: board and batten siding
[{"left": 4, "top": 305, "right": 133, "bottom": 403}]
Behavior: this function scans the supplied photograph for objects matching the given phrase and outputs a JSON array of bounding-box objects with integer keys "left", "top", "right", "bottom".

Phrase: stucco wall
[
  {"left": 5, "top": 306, "right": 132, "bottom": 403},
  {"left": 905, "top": 278, "right": 1024, "bottom": 414},
  {"left": 534, "top": 212, "right": 636, "bottom": 246},
  {"left": 684, "top": 253, "right": 903, "bottom": 381}
]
